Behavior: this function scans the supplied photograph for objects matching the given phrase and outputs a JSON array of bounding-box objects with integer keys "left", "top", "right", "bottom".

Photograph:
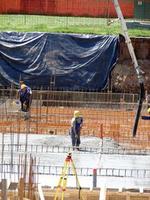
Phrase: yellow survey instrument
[{"left": 54, "top": 152, "right": 84, "bottom": 200}]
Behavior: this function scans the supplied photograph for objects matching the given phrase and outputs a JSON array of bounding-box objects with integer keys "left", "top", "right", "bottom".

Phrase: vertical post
[
  {"left": 99, "top": 186, "right": 106, "bottom": 200},
  {"left": 99, "top": 124, "right": 103, "bottom": 138},
  {"left": 1, "top": 133, "right": 5, "bottom": 173},
  {"left": 38, "top": 184, "right": 45, "bottom": 200},
  {"left": 18, "top": 178, "right": 25, "bottom": 200},
  {"left": 24, "top": 119, "right": 30, "bottom": 192},
  {"left": 39, "top": 93, "right": 42, "bottom": 121},
  {"left": 93, "top": 168, "right": 97, "bottom": 188},
  {"left": 10, "top": 127, "right": 14, "bottom": 168},
  {"left": 108, "top": 73, "right": 112, "bottom": 92},
  {"left": 1, "top": 179, "right": 7, "bottom": 200},
  {"left": 17, "top": 132, "right": 20, "bottom": 151},
  {"left": 36, "top": 91, "right": 39, "bottom": 134}
]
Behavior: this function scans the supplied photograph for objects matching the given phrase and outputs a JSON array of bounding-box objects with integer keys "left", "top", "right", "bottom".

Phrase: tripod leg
[
  {"left": 71, "top": 160, "right": 85, "bottom": 200},
  {"left": 54, "top": 159, "right": 72, "bottom": 200},
  {"left": 61, "top": 161, "right": 70, "bottom": 200},
  {"left": 54, "top": 161, "right": 68, "bottom": 200}
]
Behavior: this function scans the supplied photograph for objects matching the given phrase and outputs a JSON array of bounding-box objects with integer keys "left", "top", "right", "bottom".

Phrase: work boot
[{"left": 24, "top": 112, "right": 30, "bottom": 120}]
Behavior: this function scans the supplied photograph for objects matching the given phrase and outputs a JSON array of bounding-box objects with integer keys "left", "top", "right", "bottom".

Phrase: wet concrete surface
[{"left": 1, "top": 134, "right": 150, "bottom": 188}]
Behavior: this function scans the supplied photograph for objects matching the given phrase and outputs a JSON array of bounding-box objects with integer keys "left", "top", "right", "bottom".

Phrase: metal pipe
[
  {"left": 133, "top": 83, "right": 145, "bottom": 137},
  {"left": 112, "top": 0, "right": 145, "bottom": 137},
  {"left": 93, "top": 168, "right": 97, "bottom": 188}
]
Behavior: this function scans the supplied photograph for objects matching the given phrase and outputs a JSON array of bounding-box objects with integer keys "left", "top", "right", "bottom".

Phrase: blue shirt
[
  {"left": 71, "top": 117, "right": 83, "bottom": 134},
  {"left": 19, "top": 86, "right": 32, "bottom": 102}
]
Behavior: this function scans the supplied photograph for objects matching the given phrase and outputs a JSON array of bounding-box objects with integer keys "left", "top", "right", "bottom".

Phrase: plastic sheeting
[{"left": 0, "top": 32, "right": 119, "bottom": 90}]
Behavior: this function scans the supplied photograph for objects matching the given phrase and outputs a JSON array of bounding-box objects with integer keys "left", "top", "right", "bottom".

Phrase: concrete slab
[{"left": 1, "top": 134, "right": 150, "bottom": 189}]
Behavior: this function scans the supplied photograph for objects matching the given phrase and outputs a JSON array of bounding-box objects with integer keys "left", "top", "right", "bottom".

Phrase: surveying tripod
[{"left": 54, "top": 152, "right": 85, "bottom": 200}]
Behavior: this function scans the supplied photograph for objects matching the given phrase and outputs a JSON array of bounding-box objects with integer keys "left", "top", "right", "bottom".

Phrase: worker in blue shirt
[
  {"left": 18, "top": 84, "right": 32, "bottom": 112},
  {"left": 70, "top": 110, "right": 83, "bottom": 150}
]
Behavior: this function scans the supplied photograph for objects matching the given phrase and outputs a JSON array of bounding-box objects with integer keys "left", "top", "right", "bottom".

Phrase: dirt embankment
[{"left": 112, "top": 37, "right": 150, "bottom": 93}]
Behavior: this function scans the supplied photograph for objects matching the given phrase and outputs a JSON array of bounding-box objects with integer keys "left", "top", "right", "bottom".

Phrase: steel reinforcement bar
[
  {"left": 1, "top": 144, "right": 150, "bottom": 155},
  {"left": 0, "top": 163, "right": 150, "bottom": 178}
]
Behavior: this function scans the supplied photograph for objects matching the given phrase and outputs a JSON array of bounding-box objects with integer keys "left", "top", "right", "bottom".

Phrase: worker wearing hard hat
[
  {"left": 70, "top": 110, "right": 83, "bottom": 151},
  {"left": 18, "top": 83, "right": 32, "bottom": 113}
]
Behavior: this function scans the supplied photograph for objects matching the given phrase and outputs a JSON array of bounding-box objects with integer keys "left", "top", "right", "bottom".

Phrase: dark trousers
[
  {"left": 71, "top": 128, "right": 81, "bottom": 147},
  {"left": 20, "top": 100, "right": 29, "bottom": 112},
  {"left": 20, "top": 97, "right": 32, "bottom": 112}
]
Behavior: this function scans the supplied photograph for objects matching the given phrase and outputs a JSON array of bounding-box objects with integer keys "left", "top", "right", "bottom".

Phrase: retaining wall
[{"left": 113, "top": 37, "right": 150, "bottom": 93}]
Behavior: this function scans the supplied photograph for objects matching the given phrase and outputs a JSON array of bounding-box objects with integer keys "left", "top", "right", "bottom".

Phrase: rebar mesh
[{"left": 0, "top": 89, "right": 149, "bottom": 149}]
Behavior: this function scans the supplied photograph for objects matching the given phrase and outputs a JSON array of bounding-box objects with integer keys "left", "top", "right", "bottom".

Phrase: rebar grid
[
  {"left": 0, "top": 89, "right": 149, "bottom": 149},
  {"left": 1, "top": 143, "right": 150, "bottom": 155},
  {"left": 1, "top": 163, "right": 150, "bottom": 178}
]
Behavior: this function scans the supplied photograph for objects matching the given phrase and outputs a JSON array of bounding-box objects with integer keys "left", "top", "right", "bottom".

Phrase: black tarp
[{"left": 0, "top": 32, "right": 119, "bottom": 90}]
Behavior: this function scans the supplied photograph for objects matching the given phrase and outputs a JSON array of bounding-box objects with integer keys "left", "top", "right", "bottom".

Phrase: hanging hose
[
  {"left": 112, "top": 0, "right": 145, "bottom": 137},
  {"left": 133, "top": 82, "right": 145, "bottom": 137}
]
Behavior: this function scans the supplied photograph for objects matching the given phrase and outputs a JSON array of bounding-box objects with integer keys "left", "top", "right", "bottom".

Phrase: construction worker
[
  {"left": 70, "top": 110, "right": 83, "bottom": 150},
  {"left": 18, "top": 84, "right": 32, "bottom": 112}
]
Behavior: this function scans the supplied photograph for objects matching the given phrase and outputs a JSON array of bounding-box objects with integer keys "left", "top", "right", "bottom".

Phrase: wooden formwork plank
[
  {"left": 129, "top": 196, "right": 149, "bottom": 200},
  {"left": 106, "top": 191, "right": 150, "bottom": 200},
  {"left": 1, "top": 179, "right": 7, "bottom": 200},
  {"left": 106, "top": 194, "right": 126, "bottom": 200},
  {"left": 3, "top": 188, "right": 150, "bottom": 200},
  {"left": 18, "top": 178, "right": 25, "bottom": 200}
]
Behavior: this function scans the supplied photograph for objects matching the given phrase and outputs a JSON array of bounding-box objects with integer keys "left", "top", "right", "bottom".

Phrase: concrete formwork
[{"left": 1, "top": 187, "right": 150, "bottom": 200}]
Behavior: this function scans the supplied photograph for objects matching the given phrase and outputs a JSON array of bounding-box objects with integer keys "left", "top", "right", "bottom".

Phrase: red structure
[
  {"left": 56, "top": 0, "right": 134, "bottom": 18},
  {"left": 0, "top": 0, "right": 21, "bottom": 13},
  {"left": 0, "top": 0, "right": 134, "bottom": 18}
]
